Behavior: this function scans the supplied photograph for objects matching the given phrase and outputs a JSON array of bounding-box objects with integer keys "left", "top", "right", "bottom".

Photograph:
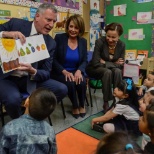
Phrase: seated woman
[
  {"left": 51, "top": 14, "right": 87, "bottom": 119},
  {"left": 86, "top": 22, "right": 125, "bottom": 111}
]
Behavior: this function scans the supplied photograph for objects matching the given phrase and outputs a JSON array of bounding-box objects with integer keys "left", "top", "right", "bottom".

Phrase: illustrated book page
[{"left": 0, "top": 34, "right": 49, "bottom": 73}]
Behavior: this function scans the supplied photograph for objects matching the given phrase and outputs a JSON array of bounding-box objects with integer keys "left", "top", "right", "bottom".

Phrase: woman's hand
[
  {"left": 62, "top": 70, "right": 74, "bottom": 82},
  {"left": 74, "top": 70, "right": 83, "bottom": 85},
  {"left": 100, "top": 59, "right": 105, "bottom": 64},
  {"left": 2, "top": 31, "right": 26, "bottom": 44},
  {"left": 115, "top": 58, "right": 124, "bottom": 65}
]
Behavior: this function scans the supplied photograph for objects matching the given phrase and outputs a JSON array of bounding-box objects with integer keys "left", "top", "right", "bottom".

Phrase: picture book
[
  {"left": 125, "top": 49, "right": 137, "bottom": 60},
  {"left": 0, "top": 34, "right": 49, "bottom": 73},
  {"left": 137, "top": 50, "right": 148, "bottom": 58}
]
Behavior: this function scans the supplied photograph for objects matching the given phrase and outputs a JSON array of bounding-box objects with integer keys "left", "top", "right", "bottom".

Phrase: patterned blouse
[{"left": 0, "top": 114, "right": 57, "bottom": 154}]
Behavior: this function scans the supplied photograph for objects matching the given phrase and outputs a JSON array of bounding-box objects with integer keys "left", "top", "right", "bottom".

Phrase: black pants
[
  {"left": 51, "top": 72, "right": 87, "bottom": 109},
  {"left": 86, "top": 66, "right": 122, "bottom": 102}
]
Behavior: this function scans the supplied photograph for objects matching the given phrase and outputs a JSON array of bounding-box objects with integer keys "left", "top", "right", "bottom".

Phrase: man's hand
[
  {"left": 18, "top": 63, "right": 37, "bottom": 75},
  {"left": 2, "top": 31, "right": 26, "bottom": 44}
]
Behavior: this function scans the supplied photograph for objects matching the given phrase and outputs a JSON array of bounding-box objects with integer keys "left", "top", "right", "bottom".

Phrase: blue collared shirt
[{"left": 0, "top": 114, "right": 57, "bottom": 154}]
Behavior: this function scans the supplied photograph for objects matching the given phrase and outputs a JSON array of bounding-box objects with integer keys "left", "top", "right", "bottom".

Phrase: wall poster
[{"left": 0, "top": 0, "right": 82, "bottom": 14}]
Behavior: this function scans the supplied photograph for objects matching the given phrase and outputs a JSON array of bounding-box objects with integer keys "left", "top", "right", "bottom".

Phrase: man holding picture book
[{"left": 0, "top": 3, "right": 68, "bottom": 119}]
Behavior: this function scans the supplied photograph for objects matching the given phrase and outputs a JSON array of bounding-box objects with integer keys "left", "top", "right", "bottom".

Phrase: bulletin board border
[{"left": 0, "top": 0, "right": 82, "bottom": 14}]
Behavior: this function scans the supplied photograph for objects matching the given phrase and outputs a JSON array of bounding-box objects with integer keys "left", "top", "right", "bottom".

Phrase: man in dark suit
[{"left": 0, "top": 3, "right": 68, "bottom": 119}]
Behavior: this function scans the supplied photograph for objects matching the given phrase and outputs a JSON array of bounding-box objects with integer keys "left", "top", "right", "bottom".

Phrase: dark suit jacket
[
  {"left": 88, "top": 36, "right": 125, "bottom": 69},
  {"left": 52, "top": 33, "right": 87, "bottom": 75},
  {"left": 0, "top": 18, "right": 56, "bottom": 81}
]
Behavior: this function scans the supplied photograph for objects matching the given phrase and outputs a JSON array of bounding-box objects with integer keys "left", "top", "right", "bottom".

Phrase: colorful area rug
[
  {"left": 72, "top": 112, "right": 105, "bottom": 140},
  {"left": 56, "top": 128, "right": 99, "bottom": 154}
]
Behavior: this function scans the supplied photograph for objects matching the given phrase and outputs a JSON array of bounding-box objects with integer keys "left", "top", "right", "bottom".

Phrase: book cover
[
  {"left": 125, "top": 49, "right": 137, "bottom": 60},
  {"left": 0, "top": 35, "right": 49, "bottom": 73},
  {"left": 137, "top": 50, "right": 148, "bottom": 58}
]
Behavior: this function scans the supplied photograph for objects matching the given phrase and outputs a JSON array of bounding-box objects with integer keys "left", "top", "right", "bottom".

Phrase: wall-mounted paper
[
  {"left": 137, "top": 0, "right": 152, "bottom": 3},
  {"left": 128, "top": 29, "right": 144, "bottom": 40},
  {"left": 125, "top": 49, "right": 137, "bottom": 60},
  {"left": 90, "top": 0, "right": 99, "bottom": 11},
  {"left": 123, "top": 64, "right": 139, "bottom": 78},
  {"left": 114, "top": 4, "right": 126, "bottom": 16},
  {"left": 137, "top": 12, "right": 152, "bottom": 24}
]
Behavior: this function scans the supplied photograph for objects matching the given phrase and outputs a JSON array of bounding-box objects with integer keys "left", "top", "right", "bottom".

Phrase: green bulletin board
[{"left": 105, "top": 0, "right": 153, "bottom": 57}]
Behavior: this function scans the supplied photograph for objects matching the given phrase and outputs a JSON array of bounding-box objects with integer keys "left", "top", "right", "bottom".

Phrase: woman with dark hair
[
  {"left": 51, "top": 14, "right": 87, "bottom": 119},
  {"left": 86, "top": 22, "right": 125, "bottom": 111}
]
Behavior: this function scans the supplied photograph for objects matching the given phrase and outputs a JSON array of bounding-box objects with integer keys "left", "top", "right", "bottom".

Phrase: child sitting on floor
[
  {"left": 95, "top": 131, "right": 143, "bottom": 154},
  {"left": 138, "top": 90, "right": 154, "bottom": 150},
  {"left": 0, "top": 88, "right": 57, "bottom": 154},
  {"left": 92, "top": 79, "right": 141, "bottom": 136},
  {"left": 139, "top": 89, "right": 154, "bottom": 113},
  {"left": 138, "top": 72, "right": 154, "bottom": 96},
  {"left": 139, "top": 101, "right": 154, "bottom": 154}
]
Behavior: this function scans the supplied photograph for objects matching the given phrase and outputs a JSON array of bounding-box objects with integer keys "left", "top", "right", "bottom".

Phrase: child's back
[
  {"left": 0, "top": 88, "right": 57, "bottom": 154},
  {"left": 0, "top": 115, "right": 56, "bottom": 154}
]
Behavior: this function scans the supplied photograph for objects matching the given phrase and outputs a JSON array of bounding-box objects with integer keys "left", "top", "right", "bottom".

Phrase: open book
[{"left": 0, "top": 34, "right": 49, "bottom": 73}]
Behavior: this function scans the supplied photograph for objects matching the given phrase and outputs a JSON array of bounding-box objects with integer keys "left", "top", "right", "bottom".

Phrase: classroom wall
[
  {"left": 0, "top": 3, "right": 32, "bottom": 20},
  {"left": 105, "top": 0, "right": 153, "bottom": 57}
]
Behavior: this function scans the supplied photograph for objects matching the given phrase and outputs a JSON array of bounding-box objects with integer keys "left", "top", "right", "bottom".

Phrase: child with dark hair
[
  {"left": 92, "top": 79, "right": 141, "bottom": 136},
  {"left": 0, "top": 88, "right": 57, "bottom": 154},
  {"left": 139, "top": 101, "right": 154, "bottom": 154},
  {"left": 138, "top": 92, "right": 154, "bottom": 150},
  {"left": 95, "top": 131, "right": 143, "bottom": 154},
  {"left": 139, "top": 90, "right": 154, "bottom": 113},
  {"left": 138, "top": 72, "right": 154, "bottom": 96}
]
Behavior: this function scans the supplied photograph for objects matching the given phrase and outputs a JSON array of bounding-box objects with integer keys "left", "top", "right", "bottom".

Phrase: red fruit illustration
[{"left": 36, "top": 45, "right": 40, "bottom": 51}]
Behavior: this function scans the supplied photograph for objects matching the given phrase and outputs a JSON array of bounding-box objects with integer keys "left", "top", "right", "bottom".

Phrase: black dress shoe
[
  {"left": 80, "top": 113, "right": 86, "bottom": 118},
  {"left": 72, "top": 114, "right": 80, "bottom": 119}
]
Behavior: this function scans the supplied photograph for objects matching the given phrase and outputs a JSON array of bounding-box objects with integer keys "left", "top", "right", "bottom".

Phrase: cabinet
[{"left": 140, "top": 58, "right": 154, "bottom": 75}]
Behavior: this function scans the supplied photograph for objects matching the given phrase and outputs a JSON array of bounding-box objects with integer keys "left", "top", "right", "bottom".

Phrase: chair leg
[
  {"left": 88, "top": 83, "right": 93, "bottom": 107},
  {"left": 94, "top": 80, "right": 99, "bottom": 93},
  {"left": 60, "top": 100, "right": 66, "bottom": 119},
  {"left": 48, "top": 116, "right": 52, "bottom": 126},
  {"left": 0, "top": 103, "right": 5, "bottom": 127},
  {"left": 85, "top": 96, "right": 89, "bottom": 106}
]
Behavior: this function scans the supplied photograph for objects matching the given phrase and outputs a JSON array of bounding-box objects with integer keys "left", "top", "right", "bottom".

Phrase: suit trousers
[
  {"left": 51, "top": 73, "right": 87, "bottom": 109},
  {"left": 0, "top": 76, "right": 68, "bottom": 119},
  {"left": 86, "top": 66, "right": 122, "bottom": 102}
]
